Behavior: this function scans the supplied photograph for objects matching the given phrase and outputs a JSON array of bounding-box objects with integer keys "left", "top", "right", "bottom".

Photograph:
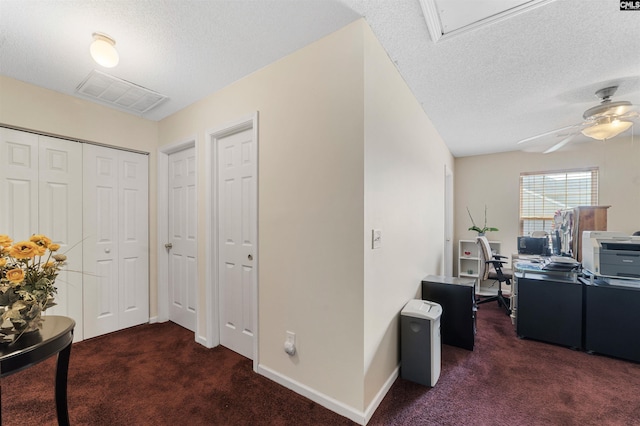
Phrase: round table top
[{"left": 0, "top": 316, "right": 75, "bottom": 373}]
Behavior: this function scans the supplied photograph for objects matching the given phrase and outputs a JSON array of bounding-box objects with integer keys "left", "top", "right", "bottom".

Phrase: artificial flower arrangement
[
  {"left": 0, "top": 234, "right": 66, "bottom": 343},
  {"left": 466, "top": 205, "right": 499, "bottom": 234}
]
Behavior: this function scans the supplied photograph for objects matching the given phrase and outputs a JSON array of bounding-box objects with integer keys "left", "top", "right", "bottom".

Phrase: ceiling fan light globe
[
  {"left": 90, "top": 33, "right": 119, "bottom": 68},
  {"left": 581, "top": 119, "right": 633, "bottom": 141}
]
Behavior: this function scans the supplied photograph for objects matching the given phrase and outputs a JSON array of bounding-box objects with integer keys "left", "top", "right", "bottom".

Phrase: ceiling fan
[{"left": 518, "top": 86, "right": 639, "bottom": 154}]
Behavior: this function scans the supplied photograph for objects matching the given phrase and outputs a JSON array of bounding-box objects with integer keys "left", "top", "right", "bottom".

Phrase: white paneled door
[
  {"left": 0, "top": 129, "right": 83, "bottom": 340},
  {"left": 218, "top": 127, "right": 256, "bottom": 359},
  {"left": 83, "top": 144, "right": 149, "bottom": 339},
  {"left": 37, "top": 136, "right": 83, "bottom": 334},
  {"left": 168, "top": 147, "right": 197, "bottom": 332}
]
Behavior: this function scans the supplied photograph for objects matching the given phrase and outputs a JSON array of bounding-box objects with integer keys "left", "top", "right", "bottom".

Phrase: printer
[{"left": 582, "top": 231, "right": 640, "bottom": 279}]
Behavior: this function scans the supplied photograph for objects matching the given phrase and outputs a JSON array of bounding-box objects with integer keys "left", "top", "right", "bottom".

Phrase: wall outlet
[{"left": 372, "top": 229, "right": 382, "bottom": 249}]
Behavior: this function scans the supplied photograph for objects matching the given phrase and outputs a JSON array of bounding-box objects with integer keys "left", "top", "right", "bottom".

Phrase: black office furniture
[
  {"left": 584, "top": 279, "right": 640, "bottom": 363},
  {"left": 515, "top": 273, "right": 583, "bottom": 349},
  {"left": 421, "top": 275, "right": 476, "bottom": 351},
  {"left": 476, "top": 236, "right": 512, "bottom": 315}
]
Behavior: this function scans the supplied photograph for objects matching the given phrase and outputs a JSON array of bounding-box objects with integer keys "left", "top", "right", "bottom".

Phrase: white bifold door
[
  {"left": 0, "top": 129, "right": 84, "bottom": 340},
  {"left": 82, "top": 144, "right": 149, "bottom": 339}
]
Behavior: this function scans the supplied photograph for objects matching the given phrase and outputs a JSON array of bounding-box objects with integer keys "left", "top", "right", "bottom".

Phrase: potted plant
[
  {"left": 0, "top": 234, "right": 66, "bottom": 343},
  {"left": 467, "top": 206, "right": 499, "bottom": 235}
]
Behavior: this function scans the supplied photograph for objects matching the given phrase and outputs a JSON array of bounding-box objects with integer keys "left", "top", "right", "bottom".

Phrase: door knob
[
  {"left": 248, "top": 254, "right": 253, "bottom": 261},
  {"left": 165, "top": 243, "right": 173, "bottom": 249}
]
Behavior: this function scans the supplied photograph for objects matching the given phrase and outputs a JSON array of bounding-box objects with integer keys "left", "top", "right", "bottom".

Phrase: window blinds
[{"left": 519, "top": 168, "right": 599, "bottom": 234}]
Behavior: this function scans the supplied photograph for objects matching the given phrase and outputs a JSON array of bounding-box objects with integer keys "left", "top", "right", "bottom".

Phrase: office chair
[{"left": 476, "top": 236, "right": 512, "bottom": 315}]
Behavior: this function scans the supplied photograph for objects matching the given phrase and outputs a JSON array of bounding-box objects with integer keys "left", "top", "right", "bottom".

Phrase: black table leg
[{"left": 55, "top": 342, "right": 72, "bottom": 426}]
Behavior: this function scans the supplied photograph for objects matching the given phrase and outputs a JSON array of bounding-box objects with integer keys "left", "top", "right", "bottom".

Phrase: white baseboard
[
  {"left": 148, "top": 316, "right": 158, "bottom": 324},
  {"left": 258, "top": 364, "right": 389, "bottom": 425},
  {"left": 364, "top": 365, "right": 399, "bottom": 424}
]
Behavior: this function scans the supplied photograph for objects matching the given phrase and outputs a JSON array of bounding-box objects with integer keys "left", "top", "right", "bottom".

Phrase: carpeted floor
[{"left": 3, "top": 301, "right": 640, "bottom": 425}]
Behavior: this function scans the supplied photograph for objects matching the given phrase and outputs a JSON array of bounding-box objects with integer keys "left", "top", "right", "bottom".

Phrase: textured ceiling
[{"left": 0, "top": 0, "right": 639, "bottom": 157}]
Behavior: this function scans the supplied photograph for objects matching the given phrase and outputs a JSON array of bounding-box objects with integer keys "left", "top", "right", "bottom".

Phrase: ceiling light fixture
[
  {"left": 581, "top": 116, "right": 633, "bottom": 141},
  {"left": 90, "top": 32, "right": 119, "bottom": 68}
]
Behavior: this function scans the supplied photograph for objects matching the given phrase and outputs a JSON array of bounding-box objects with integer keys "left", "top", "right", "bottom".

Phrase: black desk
[
  {"left": 515, "top": 273, "right": 583, "bottom": 348},
  {"left": 585, "top": 279, "right": 640, "bottom": 363},
  {"left": 421, "top": 275, "right": 476, "bottom": 350},
  {"left": 1, "top": 316, "right": 75, "bottom": 426}
]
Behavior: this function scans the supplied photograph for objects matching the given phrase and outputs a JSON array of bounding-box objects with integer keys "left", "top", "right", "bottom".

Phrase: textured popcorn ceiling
[{"left": 0, "top": 0, "right": 638, "bottom": 157}]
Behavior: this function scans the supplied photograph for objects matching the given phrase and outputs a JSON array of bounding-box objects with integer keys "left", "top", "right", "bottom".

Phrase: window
[{"left": 519, "top": 168, "right": 599, "bottom": 235}]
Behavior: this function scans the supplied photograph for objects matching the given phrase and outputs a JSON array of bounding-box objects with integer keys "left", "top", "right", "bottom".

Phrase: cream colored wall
[
  {"left": 0, "top": 75, "right": 160, "bottom": 315},
  {"left": 362, "top": 24, "right": 454, "bottom": 408},
  {"left": 159, "top": 21, "right": 366, "bottom": 410},
  {"left": 454, "top": 137, "right": 640, "bottom": 270}
]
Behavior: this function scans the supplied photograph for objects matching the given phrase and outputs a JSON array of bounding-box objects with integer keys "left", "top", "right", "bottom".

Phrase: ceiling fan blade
[
  {"left": 543, "top": 133, "right": 577, "bottom": 154},
  {"left": 517, "top": 123, "right": 584, "bottom": 145}
]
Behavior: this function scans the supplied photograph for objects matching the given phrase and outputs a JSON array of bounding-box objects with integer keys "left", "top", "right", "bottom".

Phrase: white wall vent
[{"left": 76, "top": 70, "right": 168, "bottom": 114}]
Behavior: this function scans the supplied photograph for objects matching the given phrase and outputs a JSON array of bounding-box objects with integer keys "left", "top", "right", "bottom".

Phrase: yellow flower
[
  {"left": 6, "top": 268, "right": 25, "bottom": 284},
  {"left": 9, "top": 241, "right": 40, "bottom": 259},
  {"left": 49, "top": 243, "right": 61, "bottom": 252},
  {"left": 0, "top": 234, "right": 13, "bottom": 247},
  {"left": 43, "top": 260, "right": 56, "bottom": 270},
  {"left": 0, "top": 257, "right": 6, "bottom": 268},
  {"left": 30, "top": 234, "right": 52, "bottom": 248}
]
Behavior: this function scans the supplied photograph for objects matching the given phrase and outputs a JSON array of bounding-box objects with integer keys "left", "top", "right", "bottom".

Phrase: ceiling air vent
[{"left": 76, "top": 70, "right": 168, "bottom": 114}]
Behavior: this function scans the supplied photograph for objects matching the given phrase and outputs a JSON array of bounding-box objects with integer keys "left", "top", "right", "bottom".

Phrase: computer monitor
[{"left": 518, "top": 236, "right": 549, "bottom": 256}]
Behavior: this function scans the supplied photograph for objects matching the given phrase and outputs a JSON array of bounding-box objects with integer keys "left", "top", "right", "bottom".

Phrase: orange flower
[
  {"left": 0, "top": 234, "right": 13, "bottom": 247},
  {"left": 6, "top": 268, "right": 25, "bottom": 284},
  {"left": 30, "top": 234, "right": 52, "bottom": 248},
  {"left": 49, "top": 243, "right": 61, "bottom": 252},
  {"left": 9, "top": 241, "right": 40, "bottom": 259},
  {"left": 0, "top": 257, "right": 6, "bottom": 268}
]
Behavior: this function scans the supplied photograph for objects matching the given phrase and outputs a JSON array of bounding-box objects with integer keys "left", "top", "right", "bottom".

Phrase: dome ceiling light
[{"left": 90, "top": 32, "right": 119, "bottom": 68}]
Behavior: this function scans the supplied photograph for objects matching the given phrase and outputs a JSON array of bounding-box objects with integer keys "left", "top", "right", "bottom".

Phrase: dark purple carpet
[{"left": 3, "top": 301, "right": 640, "bottom": 425}]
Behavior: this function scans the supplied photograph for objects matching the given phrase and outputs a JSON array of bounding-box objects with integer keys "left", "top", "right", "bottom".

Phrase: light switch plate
[{"left": 372, "top": 229, "right": 382, "bottom": 249}]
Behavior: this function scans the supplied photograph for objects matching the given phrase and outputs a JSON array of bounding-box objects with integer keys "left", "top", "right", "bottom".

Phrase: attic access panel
[{"left": 420, "top": 0, "right": 553, "bottom": 42}]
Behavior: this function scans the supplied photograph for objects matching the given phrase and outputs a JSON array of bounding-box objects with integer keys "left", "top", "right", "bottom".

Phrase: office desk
[
  {"left": 515, "top": 272, "right": 583, "bottom": 348},
  {"left": 1, "top": 316, "right": 75, "bottom": 426},
  {"left": 584, "top": 279, "right": 640, "bottom": 363},
  {"left": 421, "top": 275, "right": 476, "bottom": 350}
]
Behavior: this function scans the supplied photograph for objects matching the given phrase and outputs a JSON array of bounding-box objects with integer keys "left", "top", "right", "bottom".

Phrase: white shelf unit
[{"left": 458, "top": 239, "right": 502, "bottom": 296}]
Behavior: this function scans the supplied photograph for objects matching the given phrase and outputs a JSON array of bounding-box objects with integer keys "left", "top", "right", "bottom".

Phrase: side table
[{"left": 1, "top": 316, "right": 75, "bottom": 425}]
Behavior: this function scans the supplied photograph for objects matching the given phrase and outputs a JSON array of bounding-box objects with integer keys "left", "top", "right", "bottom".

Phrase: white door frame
[
  {"left": 205, "top": 112, "right": 258, "bottom": 371},
  {"left": 157, "top": 137, "right": 197, "bottom": 332},
  {"left": 444, "top": 164, "right": 454, "bottom": 276}
]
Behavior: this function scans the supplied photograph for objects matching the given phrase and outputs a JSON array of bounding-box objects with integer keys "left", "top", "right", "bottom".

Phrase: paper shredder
[{"left": 400, "top": 299, "right": 442, "bottom": 387}]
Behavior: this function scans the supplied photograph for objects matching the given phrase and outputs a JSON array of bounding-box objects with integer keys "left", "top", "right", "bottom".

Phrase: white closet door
[
  {"left": 1, "top": 130, "right": 83, "bottom": 340},
  {"left": 38, "top": 136, "right": 83, "bottom": 340},
  {"left": 118, "top": 150, "right": 149, "bottom": 329},
  {"left": 0, "top": 128, "right": 39, "bottom": 236},
  {"left": 218, "top": 127, "right": 257, "bottom": 359},
  {"left": 83, "top": 144, "right": 121, "bottom": 337},
  {"left": 83, "top": 144, "right": 149, "bottom": 339},
  {"left": 168, "top": 147, "right": 197, "bottom": 331}
]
